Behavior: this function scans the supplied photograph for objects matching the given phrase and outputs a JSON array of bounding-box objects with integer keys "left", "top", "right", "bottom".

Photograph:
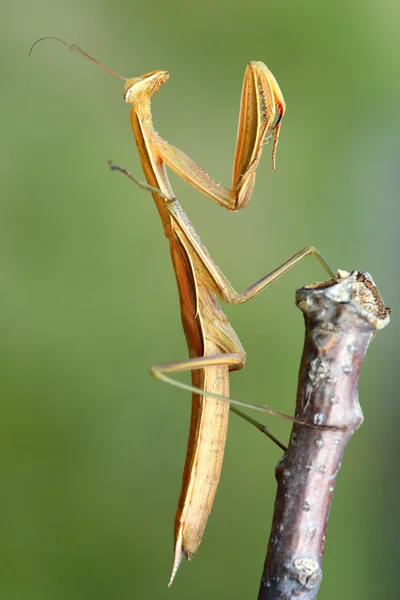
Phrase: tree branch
[{"left": 257, "top": 270, "right": 390, "bottom": 600}]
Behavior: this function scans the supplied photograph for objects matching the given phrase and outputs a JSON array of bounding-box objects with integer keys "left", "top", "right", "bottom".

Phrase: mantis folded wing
[{"left": 30, "top": 37, "right": 335, "bottom": 585}]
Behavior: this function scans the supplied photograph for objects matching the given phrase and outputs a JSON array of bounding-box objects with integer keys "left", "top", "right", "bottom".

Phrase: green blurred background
[{"left": 2, "top": 0, "right": 398, "bottom": 598}]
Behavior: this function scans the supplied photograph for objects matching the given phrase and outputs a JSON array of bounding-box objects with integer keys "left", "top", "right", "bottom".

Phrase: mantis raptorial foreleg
[
  {"left": 124, "top": 59, "right": 285, "bottom": 213},
  {"left": 150, "top": 65, "right": 285, "bottom": 208}
]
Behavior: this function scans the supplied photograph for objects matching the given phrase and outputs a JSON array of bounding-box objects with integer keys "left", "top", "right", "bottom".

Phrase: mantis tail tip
[{"left": 167, "top": 538, "right": 184, "bottom": 587}]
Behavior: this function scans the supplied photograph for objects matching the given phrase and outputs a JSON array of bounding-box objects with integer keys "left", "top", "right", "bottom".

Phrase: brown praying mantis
[{"left": 30, "top": 37, "right": 336, "bottom": 585}]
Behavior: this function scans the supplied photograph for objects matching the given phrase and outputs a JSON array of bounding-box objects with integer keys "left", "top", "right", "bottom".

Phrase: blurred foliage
[{"left": 1, "top": 0, "right": 399, "bottom": 598}]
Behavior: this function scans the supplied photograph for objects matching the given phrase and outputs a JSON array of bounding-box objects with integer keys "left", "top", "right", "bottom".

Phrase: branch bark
[{"left": 257, "top": 270, "right": 390, "bottom": 600}]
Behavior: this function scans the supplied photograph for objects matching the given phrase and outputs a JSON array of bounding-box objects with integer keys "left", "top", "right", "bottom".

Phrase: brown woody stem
[{"left": 257, "top": 270, "right": 390, "bottom": 600}]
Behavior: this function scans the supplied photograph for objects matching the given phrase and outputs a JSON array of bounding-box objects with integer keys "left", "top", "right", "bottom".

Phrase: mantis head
[{"left": 124, "top": 71, "right": 170, "bottom": 105}]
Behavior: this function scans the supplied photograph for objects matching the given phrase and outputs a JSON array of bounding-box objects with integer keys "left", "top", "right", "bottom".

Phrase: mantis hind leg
[
  {"left": 151, "top": 353, "right": 286, "bottom": 450},
  {"left": 150, "top": 354, "right": 343, "bottom": 434}
]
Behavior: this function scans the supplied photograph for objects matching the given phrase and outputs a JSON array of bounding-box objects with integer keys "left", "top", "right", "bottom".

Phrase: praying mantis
[{"left": 30, "top": 37, "right": 335, "bottom": 585}]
